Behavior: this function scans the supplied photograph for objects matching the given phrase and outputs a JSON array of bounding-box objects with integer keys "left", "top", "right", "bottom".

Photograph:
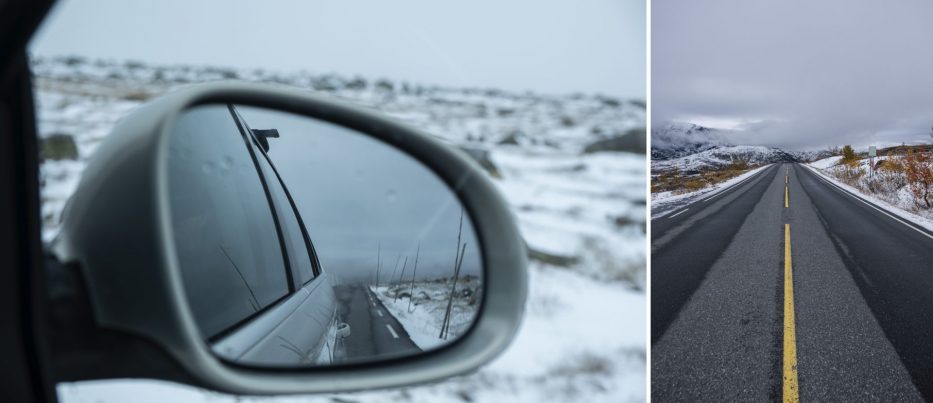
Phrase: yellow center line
[
  {"left": 783, "top": 223, "right": 799, "bottom": 402},
  {"left": 785, "top": 185, "right": 789, "bottom": 208}
]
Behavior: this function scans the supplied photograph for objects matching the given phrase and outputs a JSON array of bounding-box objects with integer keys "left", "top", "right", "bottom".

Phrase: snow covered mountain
[
  {"left": 653, "top": 145, "right": 799, "bottom": 174},
  {"left": 652, "top": 121, "right": 800, "bottom": 173},
  {"left": 650, "top": 122, "right": 729, "bottom": 160},
  {"left": 791, "top": 149, "right": 837, "bottom": 162}
]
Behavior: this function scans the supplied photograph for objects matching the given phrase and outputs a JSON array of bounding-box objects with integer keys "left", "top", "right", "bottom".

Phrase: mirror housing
[{"left": 47, "top": 82, "right": 527, "bottom": 394}]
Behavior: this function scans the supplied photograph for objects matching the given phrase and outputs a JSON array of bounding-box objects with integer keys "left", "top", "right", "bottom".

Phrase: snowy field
[
  {"left": 36, "top": 57, "right": 647, "bottom": 402},
  {"left": 370, "top": 277, "right": 480, "bottom": 350},
  {"left": 650, "top": 165, "right": 771, "bottom": 218}
]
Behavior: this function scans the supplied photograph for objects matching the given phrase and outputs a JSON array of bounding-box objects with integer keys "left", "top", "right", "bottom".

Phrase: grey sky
[
  {"left": 31, "top": 0, "right": 644, "bottom": 99},
  {"left": 238, "top": 106, "right": 481, "bottom": 285},
  {"left": 653, "top": 0, "right": 933, "bottom": 151}
]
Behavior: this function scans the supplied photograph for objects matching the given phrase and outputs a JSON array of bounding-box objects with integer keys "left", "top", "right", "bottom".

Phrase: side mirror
[{"left": 46, "top": 83, "right": 527, "bottom": 395}]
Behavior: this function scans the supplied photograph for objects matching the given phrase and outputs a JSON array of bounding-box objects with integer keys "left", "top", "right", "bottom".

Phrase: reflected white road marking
[
  {"left": 386, "top": 324, "right": 399, "bottom": 339},
  {"left": 669, "top": 208, "right": 689, "bottom": 218},
  {"left": 376, "top": 309, "right": 384, "bottom": 317}
]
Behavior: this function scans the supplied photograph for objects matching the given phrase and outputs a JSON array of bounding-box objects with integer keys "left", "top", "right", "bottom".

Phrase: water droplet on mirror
[
  {"left": 219, "top": 155, "right": 233, "bottom": 175},
  {"left": 202, "top": 161, "right": 216, "bottom": 174}
]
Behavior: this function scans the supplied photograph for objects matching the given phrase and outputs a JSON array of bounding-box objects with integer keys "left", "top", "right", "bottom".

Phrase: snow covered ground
[
  {"left": 650, "top": 164, "right": 771, "bottom": 218},
  {"left": 494, "top": 150, "right": 646, "bottom": 285},
  {"left": 36, "top": 57, "right": 647, "bottom": 402},
  {"left": 370, "top": 277, "right": 480, "bottom": 351}
]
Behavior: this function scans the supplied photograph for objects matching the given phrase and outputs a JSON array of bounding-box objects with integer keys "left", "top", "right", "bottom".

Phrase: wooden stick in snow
[{"left": 408, "top": 243, "right": 420, "bottom": 313}]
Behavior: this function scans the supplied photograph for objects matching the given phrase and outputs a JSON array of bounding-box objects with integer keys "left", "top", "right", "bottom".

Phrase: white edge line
[
  {"left": 668, "top": 208, "right": 689, "bottom": 218},
  {"left": 703, "top": 175, "right": 755, "bottom": 202},
  {"left": 803, "top": 165, "right": 933, "bottom": 240},
  {"left": 385, "top": 324, "right": 399, "bottom": 339},
  {"left": 376, "top": 309, "right": 384, "bottom": 317}
]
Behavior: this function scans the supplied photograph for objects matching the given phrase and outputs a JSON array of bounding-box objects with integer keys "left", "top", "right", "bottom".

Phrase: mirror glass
[{"left": 166, "top": 104, "right": 483, "bottom": 367}]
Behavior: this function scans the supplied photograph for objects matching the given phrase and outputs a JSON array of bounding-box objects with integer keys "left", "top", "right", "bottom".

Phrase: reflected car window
[
  {"left": 168, "top": 104, "right": 289, "bottom": 338},
  {"left": 234, "top": 108, "right": 318, "bottom": 286}
]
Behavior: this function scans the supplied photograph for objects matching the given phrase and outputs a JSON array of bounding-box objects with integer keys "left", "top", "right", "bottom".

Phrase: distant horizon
[
  {"left": 654, "top": 119, "right": 933, "bottom": 153},
  {"left": 30, "top": 53, "right": 643, "bottom": 101}
]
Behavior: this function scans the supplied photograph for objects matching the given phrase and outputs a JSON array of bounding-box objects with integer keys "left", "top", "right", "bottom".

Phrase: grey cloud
[{"left": 653, "top": 0, "right": 933, "bottom": 151}]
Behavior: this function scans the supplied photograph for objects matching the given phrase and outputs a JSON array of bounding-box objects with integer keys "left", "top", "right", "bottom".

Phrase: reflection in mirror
[{"left": 167, "top": 104, "right": 482, "bottom": 368}]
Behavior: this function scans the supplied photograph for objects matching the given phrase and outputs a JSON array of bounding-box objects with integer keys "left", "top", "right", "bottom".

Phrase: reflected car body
[{"left": 212, "top": 274, "right": 340, "bottom": 365}]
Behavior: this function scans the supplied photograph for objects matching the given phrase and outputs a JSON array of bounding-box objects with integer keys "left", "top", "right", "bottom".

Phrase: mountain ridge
[{"left": 652, "top": 121, "right": 834, "bottom": 173}]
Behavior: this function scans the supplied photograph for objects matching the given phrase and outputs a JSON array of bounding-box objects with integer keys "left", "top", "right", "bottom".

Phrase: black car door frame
[
  {"left": 229, "top": 105, "right": 323, "bottom": 281},
  {"left": 1, "top": 0, "right": 61, "bottom": 402}
]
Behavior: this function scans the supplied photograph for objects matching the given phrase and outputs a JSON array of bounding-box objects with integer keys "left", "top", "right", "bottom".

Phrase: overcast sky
[
  {"left": 653, "top": 0, "right": 933, "bottom": 151},
  {"left": 31, "top": 0, "right": 644, "bottom": 99},
  {"left": 239, "top": 106, "right": 481, "bottom": 285}
]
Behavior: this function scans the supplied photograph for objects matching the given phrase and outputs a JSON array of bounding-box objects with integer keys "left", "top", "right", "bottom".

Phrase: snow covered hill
[{"left": 35, "top": 56, "right": 648, "bottom": 403}]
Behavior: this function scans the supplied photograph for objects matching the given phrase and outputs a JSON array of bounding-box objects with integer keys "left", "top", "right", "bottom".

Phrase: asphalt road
[
  {"left": 334, "top": 284, "right": 421, "bottom": 363},
  {"left": 651, "top": 163, "right": 933, "bottom": 401}
]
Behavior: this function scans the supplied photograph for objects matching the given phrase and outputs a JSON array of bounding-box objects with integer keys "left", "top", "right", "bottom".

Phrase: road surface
[
  {"left": 651, "top": 163, "right": 933, "bottom": 401},
  {"left": 334, "top": 284, "right": 421, "bottom": 363}
]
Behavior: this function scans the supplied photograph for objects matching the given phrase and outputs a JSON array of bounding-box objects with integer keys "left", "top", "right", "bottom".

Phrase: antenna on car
[{"left": 251, "top": 128, "right": 279, "bottom": 152}]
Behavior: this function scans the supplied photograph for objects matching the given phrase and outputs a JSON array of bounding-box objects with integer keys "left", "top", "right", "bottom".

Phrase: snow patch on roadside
[
  {"left": 803, "top": 163, "right": 933, "bottom": 234},
  {"left": 369, "top": 277, "right": 480, "bottom": 351}
]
